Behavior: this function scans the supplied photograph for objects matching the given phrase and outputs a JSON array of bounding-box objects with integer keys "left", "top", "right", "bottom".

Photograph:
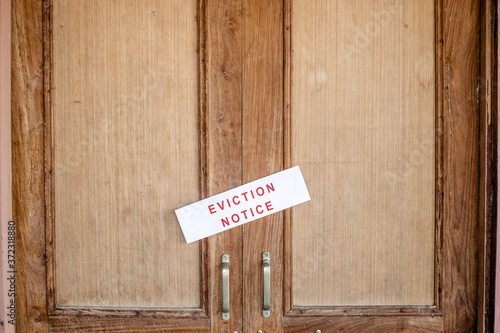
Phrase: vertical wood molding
[
  {"left": 43, "top": 0, "right": 55, "bottom": 314},
  {"left": 435, "top": 0, "right": 445, "bottom": 313},
  {"left": 205, "top": 0, "right": 244, "bottom": 332},
  {"left": 493, "top": 0, "right": 500, "bottom": 331},
  {"left": 441, "top": 0, "right": 481, "bottom": 331},
  {"left": 283, "top": 0, "right": 293, "bottom": 316},
  {"left": 478, "top": 0, "right": 497, "bottom": 332},
  {"left": 198, "top": 0, "right": 210, "bottom": 318},
  {"left": 489, "top": 2, "right": 498, "bottom": 333},
  {"left": 11, "top": 0, "right": 47, "bottom": 331}
]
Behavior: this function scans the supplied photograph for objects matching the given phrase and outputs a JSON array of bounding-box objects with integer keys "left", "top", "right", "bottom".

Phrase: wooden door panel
[
  {"left": 14, "top": 0, "right": 213, "bottom": 331},
  {"left": 283, "top": 0, "right": 480, "bottom": 331},
  {"left": 291, "top": 0, "right": 435, "bottom": 306},
  {"left": 51, "top": 0, "right": 200, "bottom": 309}
]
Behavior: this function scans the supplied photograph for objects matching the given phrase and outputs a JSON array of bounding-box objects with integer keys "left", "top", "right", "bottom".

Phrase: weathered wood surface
[
  {"left": 51, "top": 0, "right": 200, "bottom": 308},
  {"left": 440, "top": 0, "right": 480, "bottom": 332},
  {"left": 291, "top": 0, "right": 436, "bottom": 306},
  {"left": 12, "top": 0, "right": 47, "bottom": 331},
  {"left": 241, "top": 0, "right": 284, "bottom": 332},
  {"left": 205, "top": 0, "right": 244, "bottom": 332}
]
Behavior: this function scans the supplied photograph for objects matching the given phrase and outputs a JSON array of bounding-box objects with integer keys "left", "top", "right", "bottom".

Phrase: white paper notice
[{"left": 175, "top": 166, "right": 310, "bottom": 243}]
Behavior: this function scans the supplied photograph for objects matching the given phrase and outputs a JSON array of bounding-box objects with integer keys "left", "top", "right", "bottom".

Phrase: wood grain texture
[
  {"left": 44, "top": 0, "right": 58, "bottom": 315},
  {"left": 50, "top": 307, "right": 208, "bottom": 318},
  {"left": 286, "top": 306, "right": 442, "bottom": 317},
  {"left": 51, "top": 0, "right": 200, "bottom": 308},
  {"left": 11, "top": 0, "right": 47, "bottom": 331},
  {"left": 13, "top": 0, "right": 487, "bottom": 331},
  {"left": 434, "top": 0, "right": 445, "bottom": 311},
  {"left": 478, "top": 0, "right": 496, "bottom": 332},
  {"left": 283, "top": 0, "right": 294, "bottom": 316},
  {"left": 440, "top": 0, "right": 480, "bottom": 332},
  {"left": 494, "top": 1, "right": 500, "bottom": 331},
  {"left": 284, "top": 316, "right": 444, "bottom": 333},
  {"left": 48, "top": 316, "right": 210, "bottom": 332},
  {"left": 198, "top": 0, "right": 211, "bottom": 319},
  {"left": 291, "top": 0, "right": 436, "bottom": 306},
  {"left": 241, "top": 0, "right": 284, "bottom": 332},
  {"left": 205, "top": 0, "right": 244, "bottom": 332}
]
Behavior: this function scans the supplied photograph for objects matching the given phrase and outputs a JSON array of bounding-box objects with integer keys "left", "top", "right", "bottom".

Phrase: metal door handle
[
  {"left": 222, "top": 254, "right": 230, "bottom": 320},
  {"left": 262, "top": 252, "right": 270, "bottom": 317}
]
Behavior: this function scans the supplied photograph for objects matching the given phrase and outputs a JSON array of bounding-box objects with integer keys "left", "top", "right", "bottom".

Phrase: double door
[{"left": 13, "top": 0, "right": 483, "bottom": 332}]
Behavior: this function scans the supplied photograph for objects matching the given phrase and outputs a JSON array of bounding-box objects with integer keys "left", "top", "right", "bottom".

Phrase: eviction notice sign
[{"left": 175, "top": 166, "right": 310, "bottom": 243}]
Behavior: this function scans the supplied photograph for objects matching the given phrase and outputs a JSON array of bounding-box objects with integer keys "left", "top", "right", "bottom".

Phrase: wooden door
[
  {"left": 13, "top": 0, "right": 490, "bottom": 332},
  {"left": 280, "top": 0, "right": 477, "bottom": 331}
]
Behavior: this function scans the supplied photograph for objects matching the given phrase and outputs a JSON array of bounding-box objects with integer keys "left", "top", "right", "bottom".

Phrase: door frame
[{"left": 9, "top": 0, "right": 499, "bottom": 332}]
